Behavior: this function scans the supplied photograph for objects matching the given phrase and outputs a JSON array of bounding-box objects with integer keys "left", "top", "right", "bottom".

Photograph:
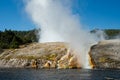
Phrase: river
[{"left": 0, "top": 68, "right": 119, "bottom": 80}]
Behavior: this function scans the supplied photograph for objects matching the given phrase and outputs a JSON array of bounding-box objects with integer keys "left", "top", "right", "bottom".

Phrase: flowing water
[{"left": 0, "top": 68, "right": 119, "bottom": 80}]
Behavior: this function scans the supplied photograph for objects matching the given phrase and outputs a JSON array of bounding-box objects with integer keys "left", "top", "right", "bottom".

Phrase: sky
[{"left": 0, "top": 0, "right": 120, "bottom": 31}]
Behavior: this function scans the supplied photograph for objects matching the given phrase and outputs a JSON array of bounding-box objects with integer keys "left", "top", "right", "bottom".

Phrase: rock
[
  {"left": 57, "top": 49, "right": 81, "bottom": 69},
  {"left": 50, "top": 61, "right": 57, "bottom": 68},
  {"left": 24, "top": 62, "right": 31, "bottom": 67},
  {"left": 57, "top": 54, "right": 70, "bottom": 69},
  {"left": 43, "top": 61, "right": 51, "bottom": 69},
  {"left": 89, "top": 39, "right": 120, "bottom": 69},
  {"left": 69, "top": 56, "right": 81, "bottom": 69},
  {"left": 0, "top": 42, "right": 74, "bottom": 68},
  {"left": 2, "top": 40, "right": 119, "bottom": 69},
  {"left": 31, "top": 59, "right": 38, "bottom": 68}
]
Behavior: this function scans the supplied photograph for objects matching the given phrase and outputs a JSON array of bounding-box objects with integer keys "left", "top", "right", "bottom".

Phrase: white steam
[
  {"left": 25, "top": 0, "right": 99, "bottom": 68},
  {"left": 113, "top": 33, "right": 120, "bottom": 39},
  {"left": 92, "top": 29, "right": 107, "bottom": 41}
]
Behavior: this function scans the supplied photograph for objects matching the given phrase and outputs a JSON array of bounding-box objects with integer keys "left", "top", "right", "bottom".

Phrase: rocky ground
[
  {"left": 0, "top": 42, "right": 80, "bottom": 69},
  {"left": 0, "top": 39, "right": 120, "bottom": 69},
  {"left": 89, "top": 39, "right": 120, "bottom": 69}
]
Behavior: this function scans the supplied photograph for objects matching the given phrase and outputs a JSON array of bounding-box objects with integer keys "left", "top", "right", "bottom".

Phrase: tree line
[
  {"left": 91, "top": 29, "right": 120, "bottom": 39},
  {"left": 0, "top": 29, "right": 120, "bottom": 49},
  {"left": 0, "top": 29, "right": 38, "bottom": 49},
  {"left": 104, "top": 29, "right": 120, "bottom": 39}
]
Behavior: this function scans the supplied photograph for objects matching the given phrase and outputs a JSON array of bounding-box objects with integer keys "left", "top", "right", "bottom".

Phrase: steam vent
[{"left": 0, "top": 39, "right": 120, "bottom": 69}]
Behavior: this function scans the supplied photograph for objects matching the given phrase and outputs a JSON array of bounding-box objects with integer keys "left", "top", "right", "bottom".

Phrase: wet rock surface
[{"left": 89, "top": 39, "right": 120, "bottom": 69}]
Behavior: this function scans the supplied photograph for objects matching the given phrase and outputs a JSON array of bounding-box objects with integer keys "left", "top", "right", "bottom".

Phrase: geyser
[{"left": 25, "top": 0, "right": 99, "bottom": 68}]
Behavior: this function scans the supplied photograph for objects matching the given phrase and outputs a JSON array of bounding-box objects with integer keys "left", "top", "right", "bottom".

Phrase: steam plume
[{"left": 25, "top": 0, "right": 99, "bottom": 68}]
